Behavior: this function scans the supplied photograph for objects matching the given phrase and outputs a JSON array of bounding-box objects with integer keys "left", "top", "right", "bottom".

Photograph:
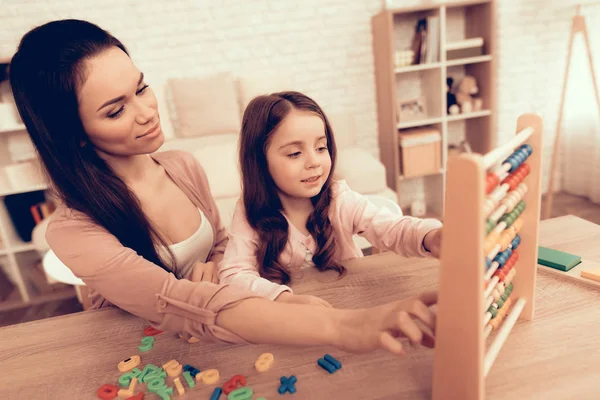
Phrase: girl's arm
[
  {"left": 217, "top": 201, "right": 292, "bottom": 300},
  {"left": 47, "top": 207, "right": 437, "bottom": 354},
  {"left": 335, "top": 183, "right": 443, "bottom": 258}
]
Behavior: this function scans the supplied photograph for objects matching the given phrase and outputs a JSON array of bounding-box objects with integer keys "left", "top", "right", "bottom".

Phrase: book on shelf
[
  {"left": 411, "top": 16, "right": 440, "bottom": 65},
  {"left": 424, "top": 15, "right": 439, "bottom": 64},
  {"left": 446, "top": 37, "right": 484, "bottom": 60}
]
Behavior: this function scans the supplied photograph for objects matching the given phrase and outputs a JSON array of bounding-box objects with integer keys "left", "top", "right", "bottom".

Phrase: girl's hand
[
  {"left": 276, "top": 291, "right": 332, "bottom": 308},
  {"left": 335, "top": 291, "right": 437, "bottom": 355},
  {"left": 190, "top": 261, "right": 219, "bottom": 283},
  {"left": 423, "top": 228, "right": 442, "bottom": 258}
]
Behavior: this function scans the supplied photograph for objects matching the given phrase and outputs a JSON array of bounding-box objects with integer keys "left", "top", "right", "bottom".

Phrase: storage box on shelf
[
  {"left": 372, "top": 0, "right": 496, "bottom": 219},
  {"left": 398, "top": 127, "right": 442, "bottom": 178}
]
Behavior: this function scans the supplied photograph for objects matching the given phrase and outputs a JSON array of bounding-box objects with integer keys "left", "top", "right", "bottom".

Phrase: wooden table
[{"left": 1, "top": 215, "right": 599, "bottom": 400}]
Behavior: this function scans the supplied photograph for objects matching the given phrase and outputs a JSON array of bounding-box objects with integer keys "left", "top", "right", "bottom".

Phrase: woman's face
[{"left": 77, "top": 46, "right": 164, "bottom": 157}]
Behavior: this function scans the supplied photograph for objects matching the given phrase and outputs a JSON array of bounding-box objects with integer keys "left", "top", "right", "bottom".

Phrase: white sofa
[
  {"left": 35, "top": 72, "right": 399, "bottom": 295},
  {"left": 158, "top": 72, "right": 397, "bottom": 250}
]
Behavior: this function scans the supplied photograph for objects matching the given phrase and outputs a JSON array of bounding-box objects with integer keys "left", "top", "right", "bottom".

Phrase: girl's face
[
  {"left": 265, "top": 108, "right": 332, "bottom": 201},
  {"left": 77, "top": 47, "right": 164, "bottom": 158}
]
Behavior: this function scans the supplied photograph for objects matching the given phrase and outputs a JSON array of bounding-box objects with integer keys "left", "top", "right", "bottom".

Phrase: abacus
[{"left": 432, "top": 114, "right": 543, "bottom": 400}]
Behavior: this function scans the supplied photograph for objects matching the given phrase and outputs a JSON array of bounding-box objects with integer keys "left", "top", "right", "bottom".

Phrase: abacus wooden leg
[{"left": 432, "top": 154, "right": 485, "bottom": 400}]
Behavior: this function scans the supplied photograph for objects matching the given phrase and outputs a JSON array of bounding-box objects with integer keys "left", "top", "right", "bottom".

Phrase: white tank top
[{"left": 166, "top": 208, "right": 214, "bottom": 279}]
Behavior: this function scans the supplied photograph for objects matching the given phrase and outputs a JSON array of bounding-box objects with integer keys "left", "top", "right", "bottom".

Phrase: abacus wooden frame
[{"left": 432, "top": 113, "right": 543, "bottom": 400}]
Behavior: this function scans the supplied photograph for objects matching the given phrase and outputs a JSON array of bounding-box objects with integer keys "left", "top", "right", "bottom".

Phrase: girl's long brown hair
[{"left": 239, "top": 91, "right": 346, "bottom": 284}]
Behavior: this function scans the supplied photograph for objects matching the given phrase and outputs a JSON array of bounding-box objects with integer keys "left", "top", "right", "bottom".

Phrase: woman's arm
[{"left": 46, "top": 207, "right": 261, "bottom": 343}]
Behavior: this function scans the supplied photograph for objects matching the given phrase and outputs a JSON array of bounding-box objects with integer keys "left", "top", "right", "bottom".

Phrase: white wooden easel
[{"left": 544, "top": 4, "right": 600, "bottom": 219}]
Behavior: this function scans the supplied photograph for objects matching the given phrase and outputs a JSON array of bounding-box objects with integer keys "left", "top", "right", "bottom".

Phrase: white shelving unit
[
  {"left": 0, "top": 58, "right": 74, "bottom": 312},
  {"left": 371, "top": 0, "right": 496, "bottom": 219}
]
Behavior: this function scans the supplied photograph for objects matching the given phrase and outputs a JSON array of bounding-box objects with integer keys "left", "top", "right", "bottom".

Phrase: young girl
[
  {"left": 219, "top": 91, "right": 443, "bottom": 306},
  {"left": 9, "top": 19, "right": 437, "bottom": 354}
]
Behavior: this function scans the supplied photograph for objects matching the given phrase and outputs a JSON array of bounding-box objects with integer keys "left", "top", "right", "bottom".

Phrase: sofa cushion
[
  {"left": 336, "top": 147, "right": 387, "bottom": 194},
  {"left": 191, "top": 139, "right": 241, "bottom": 199},
  {"left": 167, "top": 72, "right": 241, "bottom": 138},
  {"left": 214, "top": 196, "right": 239, "bottom": 230}
]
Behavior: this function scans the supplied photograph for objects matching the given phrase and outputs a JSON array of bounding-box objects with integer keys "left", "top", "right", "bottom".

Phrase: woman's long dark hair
[
  {"left": 239, "top": 91, "right": 346, "bottom": 284},
  {"left": 9, "top": 19, "right": 174, "bottom": 272}
]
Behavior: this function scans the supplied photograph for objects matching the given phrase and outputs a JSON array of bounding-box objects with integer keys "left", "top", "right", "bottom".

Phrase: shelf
[
  {"left": 388, "top": 0, "right": 490, "bottom": 15},
  {"left": 389, "top": 4, "right": 442, "bottom": 13},
  {"left": 0, "top": 124, "right": 26, "bottom": 134},
  {"left": 395, "top": 62, "right": 442, "bottom": 74},
  {"left": 373, "top": 0, "right": 493, "bottom": 225},
  {"left": 0, "top": 242, "right": 38, "bottom": 256},
  {"left": 446, "top": 55, "right": 492, "bottom": 67},
  {"left": 397, "top": 117, "right": 443, "bottom": 130},
  {"left": 0, "top": 183, "right": 49, "bottom": 197},
  {"left": 398, "top": 169, "right": 445, "bottom": 181},
  {"left": 446, "top": 109, "right": 492, "bottom": 122},
  {"left": 445, "top": 0, "right": 491, "bottom": 9}
]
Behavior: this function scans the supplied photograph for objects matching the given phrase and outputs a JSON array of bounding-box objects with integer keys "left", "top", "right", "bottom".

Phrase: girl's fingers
[
  {"left": 408, "top": 300, "right": 437, "bottom": 333},
  {"left": 418, "top": 291, "right": 438, "bottom": 306},
  {"left": 420, "top": 331, "right": 435, "bottom": 348},
  {"left": 379, "top": 332, "right": 406, "bottom": 355},
  {"left": 395, "top": 312, "right": 424, "bottom": 346}
]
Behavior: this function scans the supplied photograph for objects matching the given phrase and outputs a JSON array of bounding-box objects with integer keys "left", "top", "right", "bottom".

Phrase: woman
[{"left": 9, "top": 19, "right": 437, "bottom": 354}]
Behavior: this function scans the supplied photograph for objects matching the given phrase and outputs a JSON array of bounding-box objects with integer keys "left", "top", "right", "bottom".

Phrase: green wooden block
[
  {"left": 182, "top": 371, "right": 195, "bottom": 388},
  {"left": 538, "top": 246, "right": 581, "bottom": 272}
]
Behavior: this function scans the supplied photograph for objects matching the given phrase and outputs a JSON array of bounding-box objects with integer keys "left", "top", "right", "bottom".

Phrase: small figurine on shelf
[
  {"left": 454, "top": 75, "right": 483, "bottom": 114},
  {"left": 446, "top": 77, "right": 459, "bottom": 115}
]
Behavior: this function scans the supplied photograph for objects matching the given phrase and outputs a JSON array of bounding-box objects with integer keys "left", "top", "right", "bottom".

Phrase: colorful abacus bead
[
  {"left": 510, "top": 234, "right": 521, "bottom": 249},
  {"left": 493, "top": 248, "right": 512, "bottom": 267},
  {"left": 501, "top": 184, "right": 527, "bottom": 209},
  {"left": 502, "top": 144, "right": 532, "bottom": 172},
  {"left": 483, "top": 197, "right": 497, "bottom": 218},
  {"left": 490, "top": 297, "right": 513, "bottom": 330},
  {"left": 498, "top": 201, "right": 526, "bottom": 228},
  {"left": 486, "top": 173, "right": 500, "bottom": 194},
  {"left": 501, "top": 163, "right": 530, "bottom": 190},
  {"left": 486, "top": 219, "right": 496, "bottom": 235}
]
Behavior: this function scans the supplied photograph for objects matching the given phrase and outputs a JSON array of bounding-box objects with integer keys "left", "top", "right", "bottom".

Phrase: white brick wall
[
  {"left": 0, "top": 0, "right": 382, "bottom": 153},
  {"left": 2, "top": 0, "right": 599, "bottom": 194},
  {"left": 496, "top": 1, "right": 600, "bottom": 194}
]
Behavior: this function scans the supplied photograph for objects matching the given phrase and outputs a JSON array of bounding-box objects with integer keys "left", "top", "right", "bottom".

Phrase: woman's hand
[
  {"left": 276, "top": 291, "right": 332, "bottom": 308},
  {"left": 190, "top": 261, "right": 219, "bottom": 283},
  {"left": 423, "top": 228, "right": 442, "bottom": 258},
  {"left": 334, "top": 291, "right": 437, "bottom": 355}
]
